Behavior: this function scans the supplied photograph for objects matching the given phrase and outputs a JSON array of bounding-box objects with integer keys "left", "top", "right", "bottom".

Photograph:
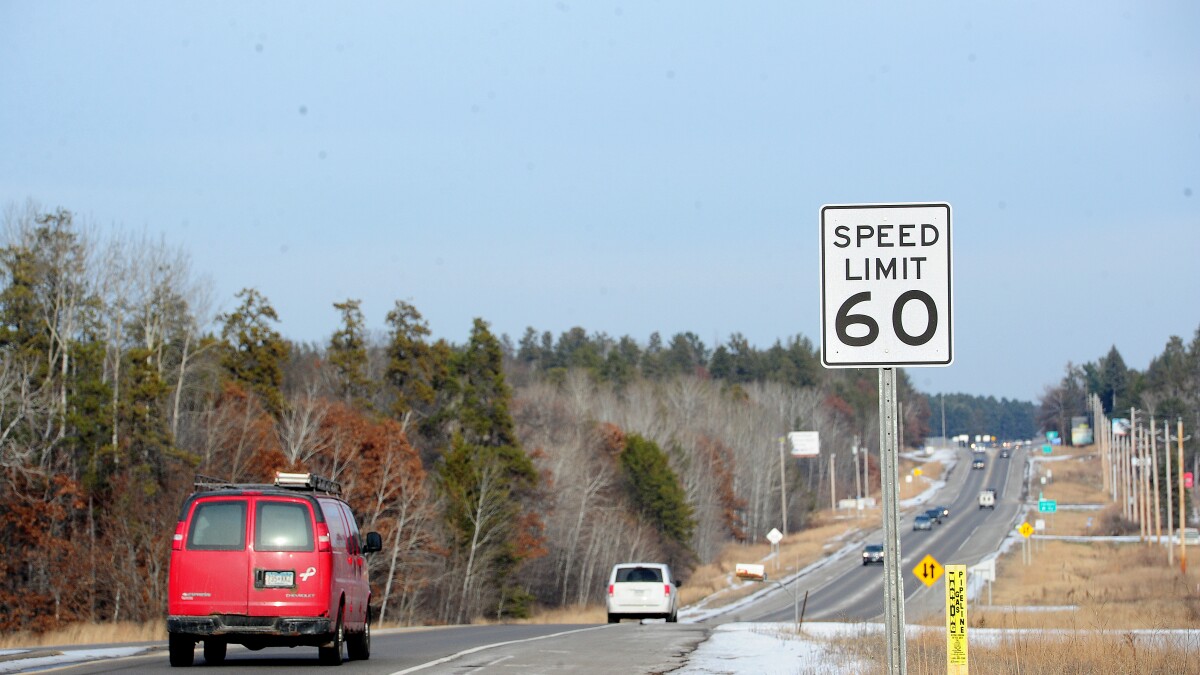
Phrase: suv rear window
[
  {"left": 615, "top": 567, "right": 663, "bottom": 583},
  {"left": 255, "top": 501, "right": 314, "bottom": 552},
  {"left": 188, "top": 500, "right": 247, "bottom": 551}
]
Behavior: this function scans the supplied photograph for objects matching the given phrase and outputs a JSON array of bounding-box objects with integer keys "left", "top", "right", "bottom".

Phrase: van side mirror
[
  {"left": 363, "top": 532, "right": 383, "bottom": 554},
  {"left": 674, "top": 579, "right": 682, "bottom": 588}
]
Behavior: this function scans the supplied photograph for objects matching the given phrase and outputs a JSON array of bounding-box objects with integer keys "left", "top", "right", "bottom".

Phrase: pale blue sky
[{"left": 2, "top": 2, "right": 1197, "bottom": 402}]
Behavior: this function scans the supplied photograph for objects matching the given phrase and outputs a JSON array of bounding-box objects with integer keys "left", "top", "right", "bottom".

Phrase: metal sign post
[
  {"left": 819, "top": 202, "right": 953, "bottom": 675},
  {"left": 879, "top": 367, "right": 906, "bottom": 674}
]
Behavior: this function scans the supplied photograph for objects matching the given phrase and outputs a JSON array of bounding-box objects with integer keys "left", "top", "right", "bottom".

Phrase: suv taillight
[
  {"left": 608, "top": 584, "right": 614, "bottom": 596},
  {"left": 664, "top": 584, "right": 671, "bottom": 596},
  {"left": 316, "top": 522, "right": 332, "bottom": 552},
  {"left": 172, "top": 522, "right": 186, "bottom": 551}
]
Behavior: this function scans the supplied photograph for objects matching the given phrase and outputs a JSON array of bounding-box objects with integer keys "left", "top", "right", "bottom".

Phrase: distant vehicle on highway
[
  {"left": 935, "top": 505, "right": 951, "bottom": 518},
  {"left": 924, "top": 508, "right": 944, "bottom": 524},
  {"left": 606, "top": 563, "right": 680, "bottom": 623},
  {"left": 999, "top": 448, "right": 1010, "bottom": 459},
  {"left": 913, "top": 515, "right": 933, "bottom": 531},
  {"left": 862, "top": 544, "right": 885, "bottom": 566},
  {"left": 978, "top": 489, "right": 996, "bottom": 510},
  {"left": 971, "top": 454, "right": 986, "bottom": 469}
]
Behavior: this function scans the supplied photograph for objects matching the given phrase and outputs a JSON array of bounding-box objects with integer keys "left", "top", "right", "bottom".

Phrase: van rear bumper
[{"left": 168, "top": 615, "right": 333, "bottom": 637}]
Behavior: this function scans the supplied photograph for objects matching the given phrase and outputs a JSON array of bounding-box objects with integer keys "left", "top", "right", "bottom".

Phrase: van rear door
[
  {"left": 247, "top": 496, "right": 326, "bottom": 618},
  {"left": 173, "top": 498, "right": 250, "bottom": 616}
]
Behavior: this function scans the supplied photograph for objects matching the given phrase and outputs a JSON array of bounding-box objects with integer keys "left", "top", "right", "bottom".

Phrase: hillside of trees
[
  {"left": 0, "top": 203, "right": 1030, "bottom": 633},
  {"left": 925, "top": 393, "right": 1037, "bottom": 442}
]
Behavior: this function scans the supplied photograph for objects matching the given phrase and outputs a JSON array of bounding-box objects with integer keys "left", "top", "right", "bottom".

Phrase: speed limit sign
[{"left": 819, "top": 203, "right": 953, "bottom": 368}]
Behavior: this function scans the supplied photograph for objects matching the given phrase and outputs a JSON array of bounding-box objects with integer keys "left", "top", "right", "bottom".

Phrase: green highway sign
[
  {"left": 1042, "top": 445, "right": 1052, "bottom": 454},
  {"left": 1038, "top": 499, "right": 1057, "bottom": 513}
]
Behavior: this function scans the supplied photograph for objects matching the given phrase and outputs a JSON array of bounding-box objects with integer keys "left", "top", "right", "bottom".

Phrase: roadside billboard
[{"left": 787, "top": 431, "right": 820, "bottom": 458}]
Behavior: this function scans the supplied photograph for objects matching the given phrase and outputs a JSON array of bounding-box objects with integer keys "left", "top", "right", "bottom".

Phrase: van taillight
[
  {"left": 664, "top": 584, "right": 671, "bottom": 596},
  {"left": 172, "top": 523, "right": 186, "bottom": 551},
  {"left": 316, "top": 523, "right": 331, "bottom": 552},
  {"left": 608, "top": 584, "right": 614, "bottom": 596}
]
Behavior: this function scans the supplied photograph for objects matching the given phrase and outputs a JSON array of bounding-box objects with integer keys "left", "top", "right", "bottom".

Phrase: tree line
[
  {"left": 1, "top": 203, "right": 983, "bottom": 633},
  {"left": 925, "top": 392, "right": 1036, "bottom": 442},
  {"left": 1039, "top": 337, "right": 1200, "bottom": 441}
]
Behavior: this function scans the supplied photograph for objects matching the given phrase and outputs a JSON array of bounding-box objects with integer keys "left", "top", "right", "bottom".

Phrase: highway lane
[
  {"left": 730, "top": 445, "right": 1029, "bottom": 624},
  {"left": 22, "top": 623, "right": 709, "bottom": 675}
]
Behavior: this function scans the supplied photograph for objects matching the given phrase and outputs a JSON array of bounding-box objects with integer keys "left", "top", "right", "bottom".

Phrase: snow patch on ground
[
  {"left": 0, "top": 647, "right": 147, "bottom": 673},
  {"left": 679, "top": 622, "right": 1200, "bottom": 674}
]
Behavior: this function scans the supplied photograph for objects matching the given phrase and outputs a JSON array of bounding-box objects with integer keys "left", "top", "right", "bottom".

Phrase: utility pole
[
  {"left": 1132, "top": 408, "right": 1142, "bottom": 537},
  {"left": 862, "top": 434, "right": 870, "bottom": 504},
  {"left": 1151, "top": 417, "right": 1162, "bottom": 545},
  {"left": 830, "top": 454, "right": 837, "bottom": 512},
  {"left": 1180, "top": 417, "right": 1187, "bottom": 575},
  {"left": 853, "top": 437, "right": 863, "bottom": 518},
  {"left": 1166, "top": 415, "right": 1175, "bottom": 565},
  {"left": 940, "top": 394, "right": 947, "bottom": 444},
  {"left": 1124, "top": 426, "right": 1134, "bottom": 520}
]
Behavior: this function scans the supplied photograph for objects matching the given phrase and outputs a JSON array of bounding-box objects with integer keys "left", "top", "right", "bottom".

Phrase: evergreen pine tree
[{"left": 217, "top": 288, "right": 289, "bottom": 418}]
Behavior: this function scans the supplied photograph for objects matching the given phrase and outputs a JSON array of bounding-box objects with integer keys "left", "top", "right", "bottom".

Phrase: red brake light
[
  {"left": 608, "top": 584, "right": 614, "bottom": 596},
  {"left": 172, "top": 522, "right": 186, "bottom": 551},
  {"left": 664, "top": 584, "right": 671, "bottom": 596},
  {"left": 316, "top": 522, "right": 332, "bottom": 552}
]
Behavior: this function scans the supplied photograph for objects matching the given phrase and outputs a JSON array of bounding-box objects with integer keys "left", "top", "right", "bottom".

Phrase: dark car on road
[
  {"left": 913, "top": 515, "right": 933, "bottom": 531},
  {"left": 924, "top": 508, "right": 944, "bottom": 524},
  {"left": 862, "top": 544, "right": 885, "bottom": 566}
]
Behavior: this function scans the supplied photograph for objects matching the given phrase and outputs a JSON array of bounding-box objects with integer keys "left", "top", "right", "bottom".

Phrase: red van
[{"left": 167, "top": 472, "right": 382, "bottom": 667}]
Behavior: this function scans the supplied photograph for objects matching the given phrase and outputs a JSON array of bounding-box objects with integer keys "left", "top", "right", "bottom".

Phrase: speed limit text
[{"left": 833, "top": 223, "right": 939, "bottom": 281}]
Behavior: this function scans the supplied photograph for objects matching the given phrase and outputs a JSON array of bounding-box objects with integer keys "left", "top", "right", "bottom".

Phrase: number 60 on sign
[{"left": 819, "top": 203, "right": 953, "bottom": 368}]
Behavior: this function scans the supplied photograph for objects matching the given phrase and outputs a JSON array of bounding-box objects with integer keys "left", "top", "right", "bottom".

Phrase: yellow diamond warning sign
[
  {"left": 1019, "top": 522, "right": 1034, "bottom": 538},
  {"left": 914, "top": 554, "right": 943, "bottom": 587}
]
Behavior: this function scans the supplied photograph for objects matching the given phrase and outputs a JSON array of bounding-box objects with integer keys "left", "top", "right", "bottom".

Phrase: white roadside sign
[
  {"left": 820, "top": 203, "right": 953, "bottom": 367},
  {"left": 787, "top": 431, "right": 820, "bottom": 458}
]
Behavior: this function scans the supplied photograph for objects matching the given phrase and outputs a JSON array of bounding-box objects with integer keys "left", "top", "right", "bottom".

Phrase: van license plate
[{"left": 264, "top": 571, "right": 294, "bottom": 588}]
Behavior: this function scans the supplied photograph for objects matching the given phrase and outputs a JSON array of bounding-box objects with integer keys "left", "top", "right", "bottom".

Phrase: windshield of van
[
  {"left": 256, "top": 501, "right": 314, "bottom": 552},
  {"left": 188, "top": 500, "right": 246, "bottom": 551},
  {"left": 616, "top": 567, "right": 663, "bottom": 583}
]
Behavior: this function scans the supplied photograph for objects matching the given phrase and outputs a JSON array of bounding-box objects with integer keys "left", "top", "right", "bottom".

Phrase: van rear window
[
  {"left": 615, "top": 567, "right": 663, "bottom": 583},
  {"left": 188, "top": 501, "right": 247, "bottom": 551},
  {"left": 256, "top": 501, "right": 314, "bottom": 552}
]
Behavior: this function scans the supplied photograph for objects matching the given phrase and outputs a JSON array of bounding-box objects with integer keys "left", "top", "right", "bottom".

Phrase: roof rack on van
[
  {"left": 275, "top": 472, "right": 342, "bottom": 496},
  {"left": 193, "top": 474, "right": 238, "bottom": 491}
]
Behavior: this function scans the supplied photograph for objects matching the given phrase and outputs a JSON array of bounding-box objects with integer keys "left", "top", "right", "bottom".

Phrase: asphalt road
[
  {"left": 726, "top": 445, "right": 1029, "bottom": 624},
  {"left": 12, "top": 622, "right": 712, "bottom": 675}
]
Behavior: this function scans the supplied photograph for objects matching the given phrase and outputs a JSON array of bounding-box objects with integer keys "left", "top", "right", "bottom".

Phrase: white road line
[{"left": 388, "top": 625, "right": 609, "bottom": 674}]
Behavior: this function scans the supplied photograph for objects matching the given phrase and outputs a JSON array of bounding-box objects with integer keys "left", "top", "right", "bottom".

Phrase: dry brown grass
[
  {"left": 1032, "top": 450, "right": 1109, "bottom": 504},
  {"left": 899, "top": 457, "right": 943, "bottom": 501},
  {"left": 0, "top": 621, "right": 165, "bottom": 649},
  {"left": 821, "top": 624, "right": 1200, "bottom": 674},
  {"left": 504, "top": 604, "right": 606, "bottom": 624},
  {"left": 974, "top": 538, "right": 1200, "bottom": 630}
]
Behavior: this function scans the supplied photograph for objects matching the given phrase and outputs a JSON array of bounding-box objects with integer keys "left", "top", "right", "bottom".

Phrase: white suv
[{"left": 606, "top": 563, "right": 680, "bottom": 623}]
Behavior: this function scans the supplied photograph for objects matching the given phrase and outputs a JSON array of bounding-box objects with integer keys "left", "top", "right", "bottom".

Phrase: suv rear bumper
[{"left": 168, "top": 615, "right": 333, "bottom": 637}]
